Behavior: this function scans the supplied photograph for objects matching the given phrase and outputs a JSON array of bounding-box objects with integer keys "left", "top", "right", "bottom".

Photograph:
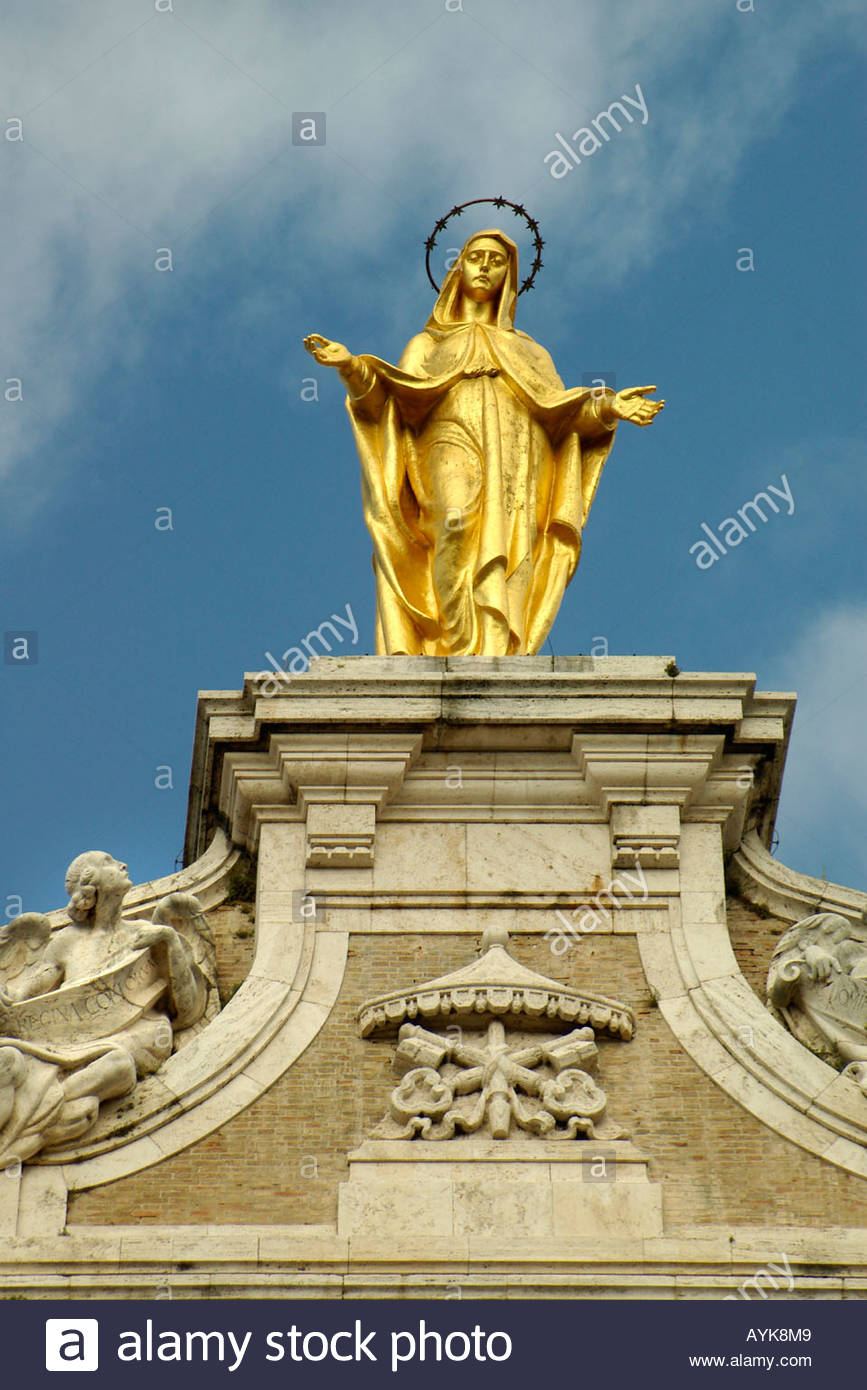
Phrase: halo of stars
[{"left": 424, "top": 197, "right": 545, "bottom": 296}]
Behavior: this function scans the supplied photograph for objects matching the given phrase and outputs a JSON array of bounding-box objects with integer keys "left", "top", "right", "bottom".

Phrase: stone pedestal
[
  {"left": 338, "top": 1139, "right": 662, "bottom": 1243},
  {"left": 186, "top": 654, "right": 789, "bottom": 886}
]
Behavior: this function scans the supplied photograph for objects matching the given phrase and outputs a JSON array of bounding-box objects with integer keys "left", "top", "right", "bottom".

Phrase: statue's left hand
[{"left": 611, "top": 385, "right": 665, "bottom": 427}]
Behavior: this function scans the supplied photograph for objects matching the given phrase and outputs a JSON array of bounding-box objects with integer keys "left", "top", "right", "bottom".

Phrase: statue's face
[
  {"left": 94, "top": 853, "right": 132, "bottom": 899},
  {"left": 460, "top": 238, "right": 509, "bottom": 303}
]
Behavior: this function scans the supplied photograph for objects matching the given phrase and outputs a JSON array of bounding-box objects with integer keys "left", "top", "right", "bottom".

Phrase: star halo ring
[{"left": 424, "top": 198, "right": 545, "bottom": 296}]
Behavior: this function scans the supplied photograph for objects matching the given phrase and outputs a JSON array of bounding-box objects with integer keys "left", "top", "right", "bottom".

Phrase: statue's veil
[{"left": 426, "top": 230, "right": 519, "bottom": 331}]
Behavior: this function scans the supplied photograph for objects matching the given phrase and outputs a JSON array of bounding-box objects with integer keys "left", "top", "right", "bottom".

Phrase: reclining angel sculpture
[{"left": 0, "top": 851, "right": 218, "bottom": 1167}]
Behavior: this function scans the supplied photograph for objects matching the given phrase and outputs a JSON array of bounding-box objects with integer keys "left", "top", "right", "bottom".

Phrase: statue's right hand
[
  {"left": 303, "top": 334, "right": 353, "bottom": 370},
  {"left": 129, "top": 924, "right": 174, "bottom": 951},
  {"left": 804, "top": 945, "right": 837, "bottom": 982}
]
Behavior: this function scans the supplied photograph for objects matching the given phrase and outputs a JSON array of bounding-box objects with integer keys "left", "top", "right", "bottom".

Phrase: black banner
[{"left": 1, "top": 1298, "right": 854, "bottom": 1386}]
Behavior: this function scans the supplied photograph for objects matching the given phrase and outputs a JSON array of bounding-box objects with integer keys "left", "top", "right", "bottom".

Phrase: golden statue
[{"left": 304, "top": 216, "right": 663, "bottom": 656}]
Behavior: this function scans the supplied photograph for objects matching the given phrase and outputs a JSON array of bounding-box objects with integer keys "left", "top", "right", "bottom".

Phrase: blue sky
[{"left": 2, "top": 0, "right": 865, "bottom": 914}]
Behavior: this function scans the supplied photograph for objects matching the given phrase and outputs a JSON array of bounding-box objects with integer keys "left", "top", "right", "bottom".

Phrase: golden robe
[{"left": 346, "top": 231, "right": 618, "bottom": 655}]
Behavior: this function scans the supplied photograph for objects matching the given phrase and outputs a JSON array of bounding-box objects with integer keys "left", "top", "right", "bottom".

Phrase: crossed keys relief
[
  {"left": 358, "top": 926, "right": 634, "bottom": 1143},
  {"left": 384, "top": 1019, "right": 620, "bottom": 1141}
]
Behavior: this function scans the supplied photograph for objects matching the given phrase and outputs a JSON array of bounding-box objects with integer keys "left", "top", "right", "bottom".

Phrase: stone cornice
[
  {"left": 184, "top": 656, "right": 796, "bottom": 864},
  {"left": 357, "top": 940, "right": 635, "bottom": 1040},
  {"left": 217, "top": 732, "right": 422, "bottom": 852},
  {"left": 730, "top": 829, "right": 867, "bottom": 925},
  {"left": 1, "top": 1222, "right": 865, "bottom": 1298}
]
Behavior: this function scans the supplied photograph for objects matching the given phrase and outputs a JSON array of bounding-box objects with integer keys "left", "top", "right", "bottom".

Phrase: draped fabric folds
[{"left": 346, "top": 230, "right": 618, "bottom": 655}]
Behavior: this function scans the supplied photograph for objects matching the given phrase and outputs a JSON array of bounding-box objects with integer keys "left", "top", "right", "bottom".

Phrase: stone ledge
[
  {"left": 1, "top": 1218, "right": 865, "bottom": 1299},
  {"left": 184, "top": 657, "right": 795, "bottom": 864},
  {"left": 346, "top": 1138, "right": 651, "bottom": 1164}
]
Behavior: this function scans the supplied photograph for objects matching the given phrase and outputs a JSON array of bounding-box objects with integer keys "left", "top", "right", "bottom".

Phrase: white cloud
[{"left": 1, "top": 0, "right": 864, "bottom": 501}]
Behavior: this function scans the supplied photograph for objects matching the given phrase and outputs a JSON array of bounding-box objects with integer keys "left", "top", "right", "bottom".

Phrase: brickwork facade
[
  {"left": 68, "top": 903, "right": 867, "bottom": 1231},
  {"left": 726, "top": 893, "right": 789, "bottom": 999},
  {"left": 209, "top": 901, "right": 256, "bottom": 1005}
]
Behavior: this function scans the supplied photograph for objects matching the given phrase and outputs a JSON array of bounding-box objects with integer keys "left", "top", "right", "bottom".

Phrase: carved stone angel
[
  {"left": 766, "top": 911, "right": 867, "bottom": 1095},
  {"left": 0, "top": 851, "right": 217, "bottom": 1166}
]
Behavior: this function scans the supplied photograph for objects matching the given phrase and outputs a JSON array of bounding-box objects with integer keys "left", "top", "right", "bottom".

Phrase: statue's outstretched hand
[
  {"left": 611, "top": 385, "right": 665, "bottom": 427},
  {"left": 303, "top": 334, "right": 354, "bottom": 370}
]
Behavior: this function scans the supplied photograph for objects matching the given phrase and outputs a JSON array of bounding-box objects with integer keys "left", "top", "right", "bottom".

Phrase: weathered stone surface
[
  {"left": 767, "top": 913, "right": 867, "bottom": 1088},
  {"left": 337, "top": 1139, "right": 662, "bottom": 1243},
  {"left": 0, "top": 854, "right": 215, "bottom": 1169},
  {"left": 4, "top": 655, "right": 865, "bottom": 1296}
]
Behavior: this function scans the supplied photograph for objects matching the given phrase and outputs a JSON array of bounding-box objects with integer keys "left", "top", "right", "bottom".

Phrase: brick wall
[
  {"left": 209, "top": 901, "right": 256, "bottom": 1004},
  {"left": 68, "top": 907, "right": 867, "bottom": 1231},
  {"left": 726, "top": 893, "right": 789, "bottom": 999}
]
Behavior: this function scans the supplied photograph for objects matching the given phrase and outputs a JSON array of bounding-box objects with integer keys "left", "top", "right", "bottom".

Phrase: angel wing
[
  {"left": 152, "top": 892, "right": 218, "bottom": 998},
  {"left": 0, "top": 913, "right": 53, "bottom": 997}
]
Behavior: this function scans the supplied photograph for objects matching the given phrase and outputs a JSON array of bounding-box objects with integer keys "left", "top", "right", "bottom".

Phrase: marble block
[{"left": 337, "top": 1139, "right": 662, "bottom": 1244}]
